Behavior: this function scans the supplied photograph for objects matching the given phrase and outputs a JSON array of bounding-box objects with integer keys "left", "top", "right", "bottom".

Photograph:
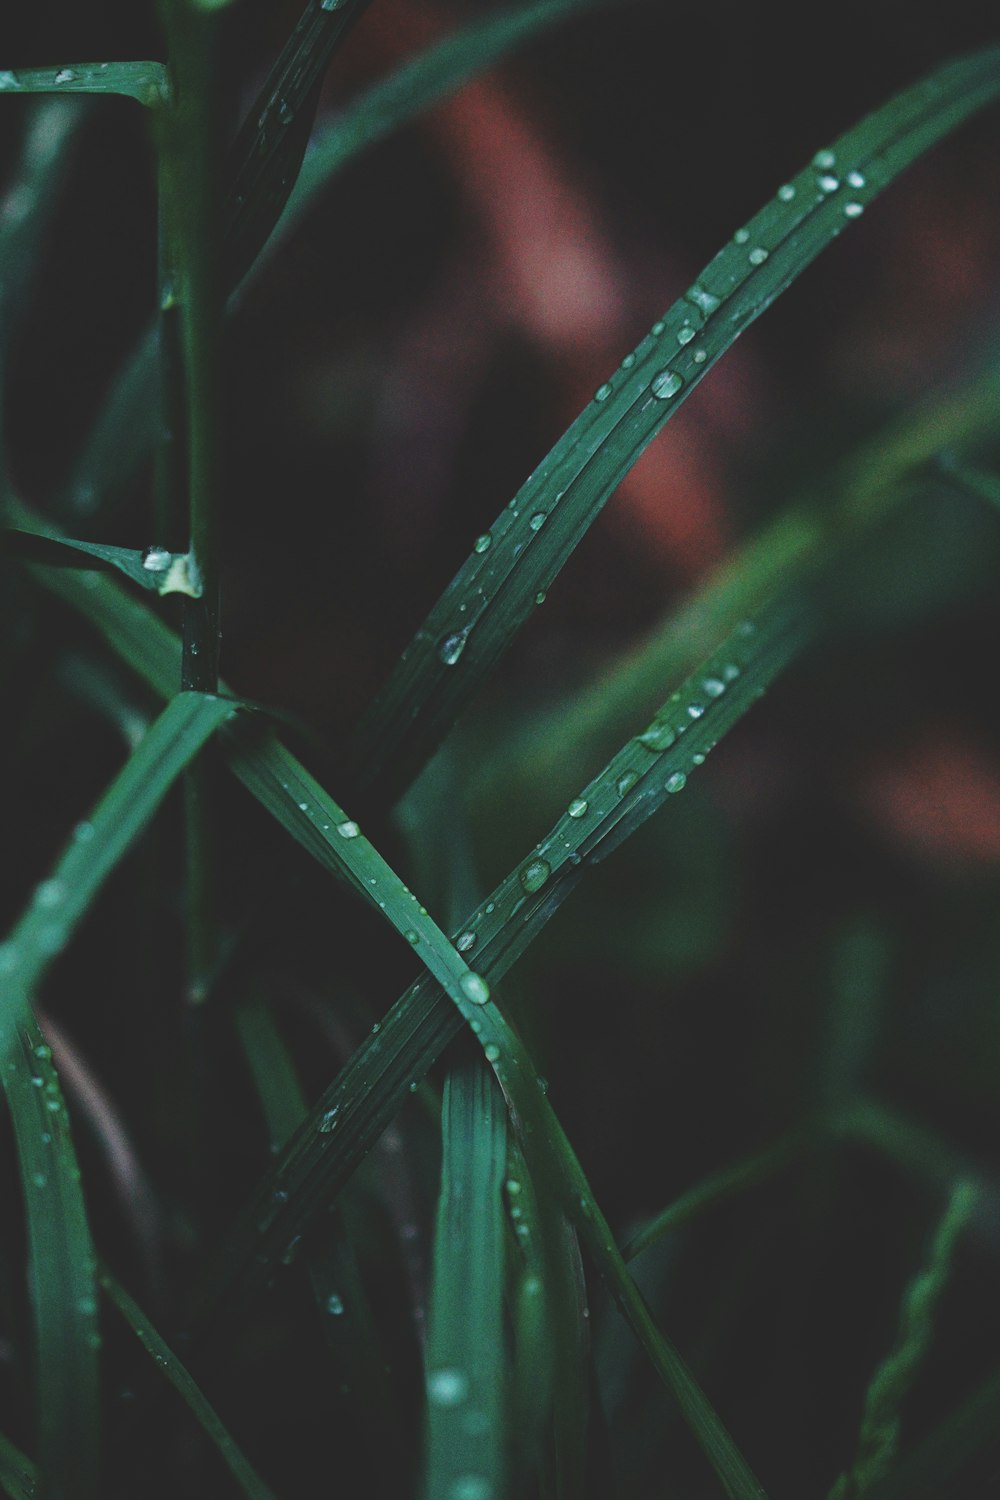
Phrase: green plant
[{"left": 1, "top": 2, "right": 999, "bottom": 1496}]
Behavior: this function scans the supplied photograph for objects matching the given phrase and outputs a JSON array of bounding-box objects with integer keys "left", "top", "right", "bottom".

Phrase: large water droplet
[
  {"left": 336, "top": 820, "right": 360, "bottom": 839},
  {"left": 816, "top": 173, "right": 840, "bottom": 194},
  {"left": 777, "top": 183, "right": 796, "bottom": 202},
  {"left": 320, "top": 0, "right": 348, "bottom": 10},
  {"left": 639, "top": 720, "right": 676, "bottom": 752},
  {"left": 846, "top": 169, "right": 866, "bottom": 189},
  {"left": 748, "top": 247, "right": 769, "bottom": 266},
  {"left": 142, "top": 546, "right": 171, "bottom": 572},
  {"left": 813, "top": 149, "right": 836, "bottom": 170},
  {"left": 519, "top": 858, "right": 551, "bottom": 894},
  {"left": 676, "top": 325, "right": 696, "bottom": 346},
  {"left": 54, "top": 69, "right": 76, "bottom": 85},
  {"left": 665, "top": 772, "right": 687, "bottom": 794},
  {"left": 73, "top": 821, "right": 95, "bottom": 843},
  {"left": 35, "top": 880, "right": 63, "bottom": 909},
  {"left": 616, "top": 769, "right": 639, "bottom": 798},
  {"left": 456, "top": 931, "right": 476, "bottom": 953},
  {"left": 567, "top": 798, "right": 588, "bottom": 818},
  {"left": 844, "top": 201, "right": 864, "bottom": 218},
  {"left": 687, "top": 703, "right": 705, "bottom": 720},
  {"left": 319, "top": 1106, "right": 339, "bottom": 1133},
  {"left": 594, "top": 382, "right": 612, "bottom": 402},
  {"left": 473, "top": 533, "right": 492, "bottom": 554},
  {"left": 484, "top": 1042, "right": 500, "bottom": 1063},
  {"left": 428, "top": 1367, "right": 468, "bottom": 1406},
  {"left": 687, "top": 285, "right": 721, "bottom": 316},
  {"left": 702, "top": 676, "right": 725, "bottom": 698},
  {"left": 460, "top": 972, "right": 491, "bottom": 1006},
  {"left": 326, "top": 1294, "right": 344, "bottom": 1315},
  {"left": 439, "top": 631, "right": 468, "bottom": 666},
  {"left": 651, "top": 370, "right": 683, "bottom": 401},
  {"left": 528, "top": 512, "right": 547, "bottom": 532},
  {"left": 734, "top": 227, "right": 750, "bottom": 245}
]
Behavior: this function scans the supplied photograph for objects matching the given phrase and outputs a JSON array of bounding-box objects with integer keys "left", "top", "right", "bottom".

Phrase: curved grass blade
[
  {"left": 348, "top": 44, "right": 1000, "bottom": 801},
  {"left": 2, "top": 1018, "right": 98, "bottom": 1500},
  {"left": 828, "top": 1181, "right": 978, "bottom": 1499},
  {"left": 934, "top": 453, "right": 1000, "bottom": 514},
  {"left": 99, "top": 1269, "right": 277, "bottom": 1500},
  {"left": 263, "top": 0, "right": 627, "bottom": 273},
  {"left": 0, "top": 691, "right": 237, "bottom": 996},
  {"left": 2, "top": 529, "right": 200, "bottom": 596},
  {"left": 866, "top": 1365, "right": 1000, "bottom": 1500},
  {"left": 504, "top": 1138, "right": 556, "bottom": 1476},
  {"left": 0, "top": 62, "right": 168, "bottom": 107},
  {"left": 0, "top": 1430, "right": 36, "bottom": 1500},
  {"left": 222, "top": 0, "right": 376, "bottom": 286},
  {"left": 424, "top": 1055, "right": 507, "bottom": 1500}
]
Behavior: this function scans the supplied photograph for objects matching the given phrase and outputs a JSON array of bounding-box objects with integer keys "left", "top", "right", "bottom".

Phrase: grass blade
[
  {"left": 828, "top": 1181, "right": 978, "bottom": 1499},
  {"left": 2, "top": 1018, "right": 98, "bottom": 1500},
  {"left": 424, "top": 1054, "right": 508, "bottom": 1500},
  {"left": 866, "top": 1365, "right": 1000, "bottom": 1500},
  {"left": 348, "top": 44, "right": 1000, "bottom": 800},
  {"left": 0, "top": 1431, "right": 36, "bottom": 1500},
  {"left": 222, "top": 0, "right": 376, "bottom": 286},
  {"left": 1, "top": 528, "right": 200, "bottom": 596},
  {"left": 0, "top": 62, "right": 168, "bottom": 107},
  {"left": 99, "top": 1270, "right": 278, "bottom": 1500},
  {"left": 0, "top": 691, "right": 236, "bottom": 996}
]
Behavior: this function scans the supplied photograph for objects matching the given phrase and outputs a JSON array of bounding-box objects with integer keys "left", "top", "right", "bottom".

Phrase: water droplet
[
  {"left": 616, "top": 769, "right": 639, "bottom": 798},
  {"left": 460, "top": 972, "right": 490, "bottom": 1006},
  {"left": 450, "top": 1477, "right": 491, "bottom": 1500},
  {"left": 319, "top": 1106, "right": 339, "bottom": 1133},
  {"left": 280, "top": 1235, "right": 301, "bottom": 1266},
  {"left": 621, "top": 352, "right": 636, "bottom": 369},
  {"left": 676, "top": 325, "right": 696, "bottom": 346},
  {"left": 813, "top": 148, "right": 836, "bottom": 170},
  {"left": 687, "top": 703, "right": 705, "bottom": 719},
  {"left": 404, "top": 929, "right": 419, "bottom": 945},
  {"left": 45, "top": 1099, "right": 61, "bottom": 1113},
  {"left": 734, "top": 227, "right": 750, "bottom": 245},
  {"left": 483, "top": 1043, "right": 500, "bottom": 1063},
  {"left": 519, "top": 858, "right": 551, "bottom": 894},
  {"left": 687, "top": 285, "right": 721, "bottom": 316},
  {"left": 34, "top": 1043, "right": 52, "bottom": 1061},
  {"left": 723, "top": 662, "right": 741, "bottom": 681},
  {"left": 35, "top": 880, "right": 63, "bottom": 909},
  {"left": 506, "top": 1178, "right": 521, "bottom": 1196},
  {"left": 277, "top": 100, "right": 293, "bottom": 126},
  {"left": 439, "top": 631, "right": 468, "bottom": 666},
  {"left": 748, "top": 247, "right": 768, "bottom": 266},
  {"left": 320, "top": 0, "right": 348, "bottom": 9},
  {"left": 77, "top": 1295, "right": 97, "bottom": 1316},
  {"left": 567, "top": 798, "right": 588, "bottom": 819},
  {"left": 473, "top": 533, "right": 491, "bottom": 554},
  {"left": 32, "top": 1172, "right": 47, "bottom": 1188},
  {"left": 665, "top": 772, "right": 687, "bottom": 794},
  {"left": 846, "top": 169, "right": 866, "bottom": 189},
  {"left": 336, "top": 820, "right": 359, "bottom": 839},
  {"left": 702, "top": 676, "right": 725, "bottom": 698},
  {"left": 456, "top": 931, "right": 476, "bottom": 953},
  {"left": 844, "top": 201, "right": 864, "bottom": 218},
  {"left": 816, "top": 173, "right": 840, "bottom": 194},
  {"left": 639, "top": 720, "right": 676, "bottom": 752},
  {"left": 54, "top": 69, "right": 76, "bottom": 85},
  {"left": 73, "top": 821, "right": 94, "bottom": 843},
  {"left": 142, "top": 546, "right": 171, "bottom": 572},
  {"left": 534, "top": 591, "right": 546, "bottom": 605},
  {"left": 651, "top": 319, "right": 665, "bottom": 336},
  {"left": 428, "top": 1367, "right": 468, "bottom": 1406},
  {"left": 777, "top": 183, "right": 796, "bottom": 202},
  {"left": 31, "top": 1076, "right": 44, "bottom": 1088},
  {"left": 326, "top": 1294, "right": 344, "bottom": 1316},
  {"left": 528, "top": 512, "right": 546, "bottom": 531},
  {"left": 691, "top": 752, "right": 706, "bottom": 766},
  {"left": 594, "top": 382, "right": 612, "bottom": 402},
  {"left": 651, "top": 370, "right": 683, "bottom": 401},
  {"left": 692, "top": 349, "right": 707, "bottom": 364}
]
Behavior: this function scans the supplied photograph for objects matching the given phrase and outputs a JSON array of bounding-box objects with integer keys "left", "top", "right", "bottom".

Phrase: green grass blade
[
  {"left": 2, "top": 528, "right": 200, "bottom": 596},
  {"left": 99, "top": 1270, "right": 277, "bottom": 1500},
  {"left": 424, "top": 1055, "right": 507, "bottom": 1500},
  {"left": 234, "top": 995, "right": 308, "bottom": 1153},
  {"left": 828, "top": 1181, "right": 978, "bottom": 1499},
  {"left": 0, "top": 691, "right": 236, "bottom": 996},
  {"left": 623, "top": 1126, "right": 814, "bottom": 1264},
  {"left": 2, "top": 1018, "right": 98, "bottom": 1500},
  {"left": 0, "top": 62, "right": 168, "bottom": 106},
  {"left": 504, "top": 1138, "right": 556, "bottom": 1475},
  {"left": 0, "top": 1430, "right": 36, "bottom": 1500},
  {"left": 60, "top": 324, "right": 160, "bottom": 520},
  {"left": 934, "top": 454, "right": 1000, "bottom": 513},
  {"left": 866, "top": 1366, "right": 1000, "bottom": 1500},
  {"left": 264, "top": 0, "right": 625, "bottom": 272},
  {"left": 348, "top": 44, "right": 1000, "bottom": 800},
  {"left": 221, "top": 0, "right": 376, "bottom": 286}
]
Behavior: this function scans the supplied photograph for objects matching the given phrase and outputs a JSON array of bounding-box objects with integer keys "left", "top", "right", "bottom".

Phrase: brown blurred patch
[{"left": 859, "top": 727, "right": 1000, "bottom": 865}]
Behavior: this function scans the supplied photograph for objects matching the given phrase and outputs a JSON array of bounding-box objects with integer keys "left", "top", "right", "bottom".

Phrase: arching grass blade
[
  {"left": 99, "top": 1270, "right": 278, "bottom": 1500},
  {"left": 348, "top": 45, "right": 1000, "bottom": 801},
  {"left": 0, "top": 62, "right": 168, "bottom": 107},
  {"left": 2, "top": 528, "right": 199, "bottom": 596}
]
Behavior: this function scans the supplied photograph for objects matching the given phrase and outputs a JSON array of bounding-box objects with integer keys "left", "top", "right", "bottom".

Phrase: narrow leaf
[
  {"left": 0, "top": 1430, "right": 36, "bottom": 1500},
  {"left": 348, "top": 45, "right": 1000, "bottom": 800},
  {"left": 99, "top": 1270, "right": 278, "bottom": 1500},
  {"left": 424, "top": 1056, "right": 507, "bottom": 1500},
  {"left": 1, "top": 529, "right": 200, "bottom": 596},
  {"left": 0, "top": 62, "right": 168, "bottom": 107}
]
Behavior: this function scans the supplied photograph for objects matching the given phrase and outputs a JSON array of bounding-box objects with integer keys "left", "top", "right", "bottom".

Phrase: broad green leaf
[
  {"left": 348, "top": 45, "right": 1000, "bottom": 801},
  {"left": 0, "top": 62, "right": 168, "bottom": 107},
  {"left": 0, "top": 1429, "right": 36, "bottom": 1500},
  {"left": 2, "top": 1019, "right": 98, "bottom": 1500},
  {"left": 1, "top": 529, "right": 200, "bottom": 596},
  {"left": 99, "top": 1270, "right": 278, "bottom": 1500},
  {"left": 828, "top": 1182, "right": 977, "bottom": 1499},
  {"left": 424, "top": 1055, "right": 508, "bottom": 1500}
]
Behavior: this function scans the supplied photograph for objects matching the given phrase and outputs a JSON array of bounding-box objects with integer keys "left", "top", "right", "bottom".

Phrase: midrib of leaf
[{"left": 347, "top": 45, "right": 1000, "bottom": 802}]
